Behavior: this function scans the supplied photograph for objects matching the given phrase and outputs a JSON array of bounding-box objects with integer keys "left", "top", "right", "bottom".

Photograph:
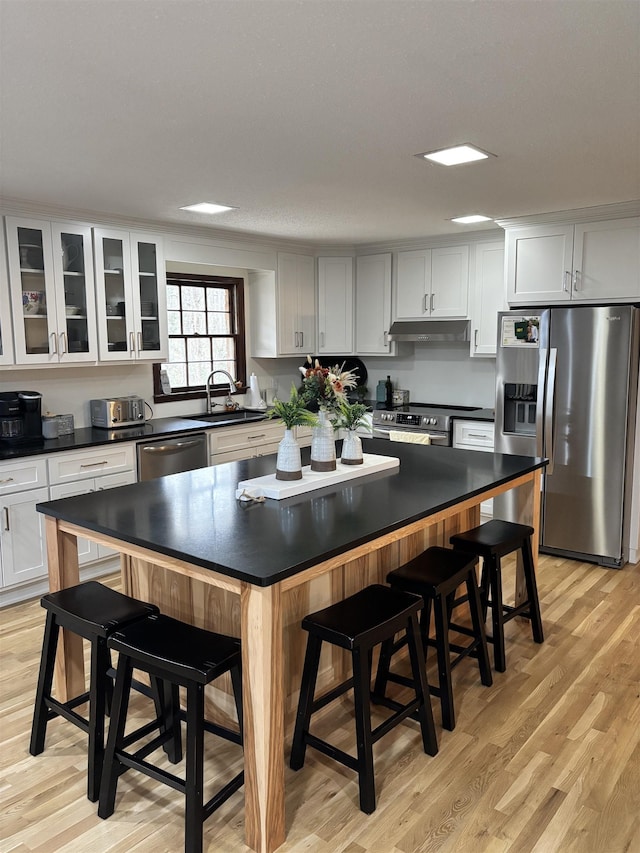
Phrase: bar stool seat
[
  {"left": 374, "top": 547, "right": 493, "bottom": 731},
  {"left": 290, "top": 584, "right": 438, "bottom": 815},
  {"left": 29, "top": 581, "right": 159, "bottom": 801},
  {"left": 450, "top": 519, "right": 544, "bottom": 672},
  {"left": 98, "top": 613, "right": 244, "bottom": 853}
]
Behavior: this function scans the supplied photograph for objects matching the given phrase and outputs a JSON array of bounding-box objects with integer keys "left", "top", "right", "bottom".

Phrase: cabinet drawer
[
  {"left": 48, "top": 444, "right": 135, "bottom": 484},
  {"left": 453, "top": 421, "right": 495, "bottom": 451},
  {"left": 0, "top": 458, "right": 48, "bottom": 495},
  {"left": 209, "top": 422, "right": 284, "bottom": 455}
]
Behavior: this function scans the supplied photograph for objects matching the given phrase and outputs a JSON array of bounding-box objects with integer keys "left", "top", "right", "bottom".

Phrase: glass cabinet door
[
  {"left": 94, "top": 229, "right": 134, "bottom": 360},
  {"left": 131, "top": 235, "right": 167, "bottom": 359},
  {"left": 50, "top": 223, "right": 97, "bottom": 361},
  {"left": 7, "top": 220, "right": 57, "bottom": 362},
  {"left": 0, "top": 225, "right": 15, "bottom": 365}
]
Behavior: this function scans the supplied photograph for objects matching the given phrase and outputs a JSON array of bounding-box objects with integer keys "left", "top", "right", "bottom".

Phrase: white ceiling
[{"left": 1, "top": 0, "right": 639, "bottom": 247}]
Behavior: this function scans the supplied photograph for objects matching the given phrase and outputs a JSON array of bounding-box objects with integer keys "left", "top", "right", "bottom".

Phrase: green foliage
[
  {"left": 267, "top": 385, "right": 319, "bottom": 429},
  {"left": 333, "top": 400, "right": 371, "bottom": 431}
]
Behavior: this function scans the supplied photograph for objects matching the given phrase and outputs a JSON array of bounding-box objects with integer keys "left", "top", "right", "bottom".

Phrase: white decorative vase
[
  {"left": 341, "top": 430, "right": 363, "bottom": 465},
  {"left": 310, "top": 409, "right": 336, "bottom": 472},
  {"left": 275, "top": 429, "right": 302, "bottom": 480}
]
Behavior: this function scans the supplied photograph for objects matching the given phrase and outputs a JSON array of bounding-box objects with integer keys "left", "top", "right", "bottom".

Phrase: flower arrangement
[
  {"left": 299, "top": 357, "right": 359, "bottom": 412},
  {"left": 333, "top": 400, "right": 371, "bottom": 432},
  {"left": 267, "top": 384, "right": 319, "bottom": 430}
]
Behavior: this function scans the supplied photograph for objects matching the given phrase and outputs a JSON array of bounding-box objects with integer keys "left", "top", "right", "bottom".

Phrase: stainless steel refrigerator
[{"left": 495, "top": 305, "right": 639, "bottom": 567}]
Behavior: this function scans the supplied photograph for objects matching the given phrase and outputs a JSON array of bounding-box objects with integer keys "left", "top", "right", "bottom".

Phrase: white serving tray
[{"left": 235, "top": 453, "right": 399, "bottom": 500}]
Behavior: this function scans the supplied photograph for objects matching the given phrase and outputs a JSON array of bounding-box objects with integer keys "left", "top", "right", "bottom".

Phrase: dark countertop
[
  {"left": 37, "top": 439, "right": 545, "bottom": 587},
  {"left": 0, "top": 415, "right": 258, "bottom": 461},
  {"left": 451, "top": 408, "right": 495, "bottom": 423}
]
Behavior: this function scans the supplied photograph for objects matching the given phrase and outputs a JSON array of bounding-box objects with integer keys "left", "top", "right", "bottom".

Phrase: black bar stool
[
  {"left": 450, "top": 519, "right": 544, "bottom": 672},
  {"left": 290, "top": 584, "right": 438, "bottom": 815},
  {"left": 29, "top": 581, "right": 160, "bottom": 801},
  {"left": 98, "top": 613, "right": 244, "bottom": 853},
  {"left": 374, "top": 546, "right": 493, "bottom": 731}
]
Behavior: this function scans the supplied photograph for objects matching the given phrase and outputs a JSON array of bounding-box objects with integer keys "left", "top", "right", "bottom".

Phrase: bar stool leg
[
  {"left": 465, "top": 572, "right": 493, "bottom": 686},
  {"left": 352, "top": 646, "right": 375, "bottom": 814},
  {"left": 372, "top": 635, "right": 394, "bottom": 700},
  {"left": 522, "top": 539, "right": 544, "bottom": 643},
  {"left": 486, "top": 556, "right": 506, "bottom": 672},
  {"left": 30, "top": 612, "right": 60, "bottom": 757},
  {"left": 290, "top": 635, "right": 322, "bottom": 771},
  {"left": 151, "top": 677, "right": 182, "bottom": 764},
  {"left": 185, "top": 682, "right": 205, "bottom": 853},
  {"left": 405, "top": 613, "right": 438, "bottom": 756},
  {"left": 87, "top": 637, "right": 109, "bottom": 801},
  {"left": 98, "top": 655, "right": 134, "bottom": 820},
  {"left": 433, "top": 594, "right": 455, "bottom": 731}
]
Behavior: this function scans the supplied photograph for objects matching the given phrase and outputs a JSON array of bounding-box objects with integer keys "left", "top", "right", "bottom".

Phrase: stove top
[{"left": 372, "top": 403, "right": 481, "bottom": 434}]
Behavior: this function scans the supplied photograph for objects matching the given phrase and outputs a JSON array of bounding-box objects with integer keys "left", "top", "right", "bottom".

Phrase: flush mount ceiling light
[
  {"left": 179, "top": 202, "right": 237, "bottom": 214},
  {"left": 417, "top": 144, "right": 494, "bottom": 166},
  {"left": 451, "top": 214, "right": 493, "bottom": 224}
]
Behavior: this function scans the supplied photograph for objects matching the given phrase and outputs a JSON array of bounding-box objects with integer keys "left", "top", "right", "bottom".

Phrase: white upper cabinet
[
  {"left": 355, "top": 253, "right": 393, "bottom": 355},
  {"left": 469, "top": 241, "right": 506, "bottom": 357},
  {"left": 0, "top": 226, "right": 15, "bottom": 365},
  {"left": 94, "top": 228, "right": 167, "bottom": 361},
  {"left": 395, "top": 245, "right": 469, "bottom": 320},
  {"left": 317, "top": 256, "right": 353, "bottom": 354},
  {"left": 276, "top": 252, "right": 316, "bottom": 355},
  {"left": 506, "top": 217, "right": 640, "bottom": 304},
  {"left": 5, "top": 216, "right": 97, "bottom": 365}
]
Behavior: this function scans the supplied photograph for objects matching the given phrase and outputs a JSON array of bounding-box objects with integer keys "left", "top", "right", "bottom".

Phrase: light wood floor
[{"left": 1, "top": 553, "right": 639, "bottom": 853}]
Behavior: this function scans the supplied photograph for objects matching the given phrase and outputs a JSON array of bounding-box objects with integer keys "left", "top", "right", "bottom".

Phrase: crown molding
[
  {"left": 353, "top": 227, "right": 505, "bottom": 255},
  {"left": 495, "top": 200, "right": 640, "bottom": 230}
]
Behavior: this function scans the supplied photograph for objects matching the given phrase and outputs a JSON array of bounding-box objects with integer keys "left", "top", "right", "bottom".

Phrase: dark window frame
[{"left": 152, "top": 272, "right": 247, "bottom": 404}]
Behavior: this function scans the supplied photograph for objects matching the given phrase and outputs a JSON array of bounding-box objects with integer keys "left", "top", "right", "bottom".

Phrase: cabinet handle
[
  {"left": 320, "top": 331, "right": 325, "bottom": 347},
  {"left": 573, "top": 270, "right": 580, "bottom": 291},
  {"left": 468, "top": 433, "right": 489, "bottom": 440},
  {"left": 50, "top": 333, "right": 58, "bottom": 354},
  {"left": 137, "top": 331, "right": 143, "bottom": 351},
  {"left": 80, "top": 461, "right": 108, "bottom": 468},
  {"left": 563, "top": 270, "right": 571, "bottom": 292},
  {"left": 129, "top": 331, "right": 135, "bottom": 352},
  {"left": 383, "top": 330, "right": 388, "bottom": 346},
  {"left": 3, "top": 507, "right": 9, "bottom": 531},
  {"left": 474, "top": 329, "right": 478, "bottom": 349},
  {"left": 59, "top": 332, "right": 67, "bottom": 354},
  {"left": 300, "top": 331, "right": 304, "bottom": 348},
  {"left": 423, "top": 294, "right": 428, "bottom": 314},
  {"left": 0, "top": 477, "right": 15, "bottom": 485},
  {"left": 294, "top": 331, "right": 299, "bottom": 348},
  {"left": 248, "top": 434, "right": 266, "bottom": 441},
  {"left": 430, "top": 293, "right": 435, "bottom": 312}
]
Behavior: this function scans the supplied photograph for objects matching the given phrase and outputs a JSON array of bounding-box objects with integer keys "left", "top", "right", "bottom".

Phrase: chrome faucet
[{"left": 205, "top": 370, "right": 237, "bottom": 413}]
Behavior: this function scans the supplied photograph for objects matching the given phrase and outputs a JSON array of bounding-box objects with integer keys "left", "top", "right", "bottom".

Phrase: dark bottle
[{"left": 385, "top": 375, "right": 393, "bottom": 409}]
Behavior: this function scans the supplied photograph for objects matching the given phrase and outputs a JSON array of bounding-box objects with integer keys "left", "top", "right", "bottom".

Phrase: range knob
[{"left": 429, "top": 417, "right": 438, "bottom": 425}]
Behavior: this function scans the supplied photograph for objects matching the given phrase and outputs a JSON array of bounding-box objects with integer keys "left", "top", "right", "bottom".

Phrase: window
[{"left": 152, "top": 273, "right": 246, "bottom": 403}]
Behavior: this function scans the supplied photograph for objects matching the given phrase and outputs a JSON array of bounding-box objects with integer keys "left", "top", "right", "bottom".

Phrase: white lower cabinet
[
  {"left": 209, "top": 421, "right": 285, "bottom": 465},
  {"left": 0, "top": 444, "right": 136, "bottom": 604},
  {"left": 452, "top": 420, "right": 495, "bottom": 517},
  {"left": 1, "top": 486, "right": 49, "bottom": 587}
]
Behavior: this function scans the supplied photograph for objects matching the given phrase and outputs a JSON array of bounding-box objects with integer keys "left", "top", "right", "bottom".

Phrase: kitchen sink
[{"left": 185, "top": 410, "right": 268, "bottom": 426}]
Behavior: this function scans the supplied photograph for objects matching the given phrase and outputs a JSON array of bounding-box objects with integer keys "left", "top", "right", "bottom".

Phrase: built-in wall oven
[
  {"left": 137, "top": 433, "right": 208, "bottom": 481},
  {"left": 372, "top": 404, "right": 481, "bottom": 445}
]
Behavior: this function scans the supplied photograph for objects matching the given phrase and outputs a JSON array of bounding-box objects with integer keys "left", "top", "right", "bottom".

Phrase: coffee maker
[{"left": 0, "top": 391, "right": 43, "bottom": 445}]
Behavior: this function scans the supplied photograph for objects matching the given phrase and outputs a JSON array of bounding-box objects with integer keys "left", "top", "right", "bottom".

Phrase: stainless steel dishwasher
[{"left": 137, "top": 432, "right": 208, "bottom": 481}]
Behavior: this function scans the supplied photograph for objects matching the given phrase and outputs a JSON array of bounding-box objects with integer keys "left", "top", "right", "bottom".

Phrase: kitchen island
[{"left": 37, "top": 439, "right": 545, "bottom": 853}]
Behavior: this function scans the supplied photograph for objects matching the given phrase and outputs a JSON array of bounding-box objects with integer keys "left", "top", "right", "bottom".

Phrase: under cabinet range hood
[{"left": 387, "top": 319, "right": 471, "bottom": 343}]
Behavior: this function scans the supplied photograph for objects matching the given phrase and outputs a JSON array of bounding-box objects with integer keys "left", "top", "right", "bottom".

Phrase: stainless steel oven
[
  {"left": 372, "top": 404, "right": 481, "bottom": 445},
  {"left": 137, "top": 433, "right": 208, "bottom": 481}
]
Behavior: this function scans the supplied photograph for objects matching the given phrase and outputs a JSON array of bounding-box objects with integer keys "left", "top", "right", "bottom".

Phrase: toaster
[{"left": 90, "top": 396, "right": 146, "bottom": 428}]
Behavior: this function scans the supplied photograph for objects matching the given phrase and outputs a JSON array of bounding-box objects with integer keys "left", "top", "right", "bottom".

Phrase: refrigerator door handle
[
  {"left": 544, "top": 348, "right": 558, "bottom": 474},
  {"left": 536, "top": 348, "right": 548, "bottom": 457}
]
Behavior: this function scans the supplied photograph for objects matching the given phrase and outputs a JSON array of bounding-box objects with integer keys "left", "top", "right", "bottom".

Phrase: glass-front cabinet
[
  {"left": 0, "top": 226, "right": 15, "bottom": 365},
  {"left": 5, "top": 216, "right": 97, "bottom": 364},
  {"left": 94, "top": 228, "right": 167, "bottom": 361}
]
